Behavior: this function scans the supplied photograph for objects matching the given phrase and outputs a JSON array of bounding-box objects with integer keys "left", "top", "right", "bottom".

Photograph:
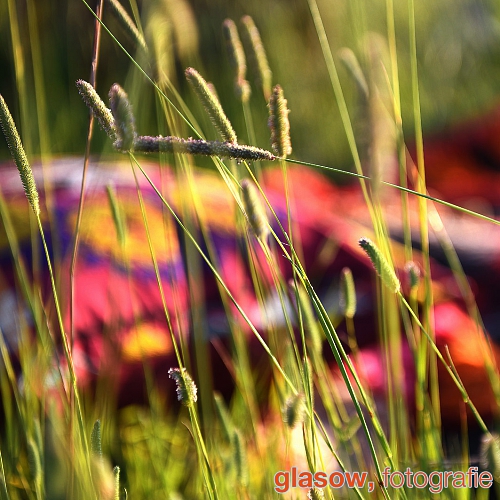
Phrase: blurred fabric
[{"left": 0, "top": 148, "right": 499, "bottom": 423}]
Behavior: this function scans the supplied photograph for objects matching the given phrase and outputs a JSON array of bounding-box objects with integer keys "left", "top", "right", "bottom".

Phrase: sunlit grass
[{"left": 0, "top": 0, "right": 499, "bottom": 498}]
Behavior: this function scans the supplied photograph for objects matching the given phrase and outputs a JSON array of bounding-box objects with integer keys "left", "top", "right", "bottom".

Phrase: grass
[{"left": 1, "top": 0, "right": 500, "bottom": 498}]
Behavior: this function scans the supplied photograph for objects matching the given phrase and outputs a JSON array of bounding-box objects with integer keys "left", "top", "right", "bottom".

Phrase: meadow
[{"left": 1, "top": 0, "right": 500, "bottom": 498}]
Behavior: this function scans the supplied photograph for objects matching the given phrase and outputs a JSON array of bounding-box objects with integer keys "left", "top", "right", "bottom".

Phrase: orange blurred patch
[{"left": 121, "top": 323, "right": 173, "bottom": 362}]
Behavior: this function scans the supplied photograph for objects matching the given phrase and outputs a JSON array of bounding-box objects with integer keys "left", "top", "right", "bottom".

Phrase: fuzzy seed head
[
  {"left": 340, "top": 267, "right": 357, "bottom": 318},
  {"left": 108, "top": 0, "right": 148, "bottom": 53},
  {"left": 232, "top": 430, "right": 248, "bottom": 486},
  {"left": 168, "top": 367, "right": 198, "bottom": 407},
  {"left": 0, "top": 95, "right": 40, "bottom": 216},
  {"left": 241, "top": 179, "right": 269, "bottom": 240},
  {"left": 359, "top": 237, "right": 400, "bottom": 293},
  {"left": 113, "top": 466, "right": 120, "bottom": 500},
  {"left": 480, "top": 433, "right": 500, "bottom": 480},
  {"left": 134, "top": 135, "right": 275, "bottom": 160},
  {"left": 222, "top": 19, "right": 247, "bottom": 81},
  {"left": 109, "top": 84, "right": 136, "bottom": 151},
  {"left": 27, "top": 438, "right": 42, "bottom": 490},
  {"left": 404, "top": 261, "right": 421, "bottom": 292},
  {"left": 268, "top": 84, "right": 292, "bottom": 158},
  {"left": 76, "top": 80, "right": 116, "bottom": 141},
  {"left": 308, "top": 487, "right": 325, "bottom": 499},
  {"left": 185, "top": 67, "right": 237, "bottom": 143},
  {"left": 283, "top": 393, "right": 306, "bottom": 429},
  {"left": 91, "top": 419, "right": 103, "bottom": 460},
  {"left": 240, "top": 16, "right": 272, "bottom": 101},
  {"left": 223, "top": 19, "right": 251, "bottom": 103}
]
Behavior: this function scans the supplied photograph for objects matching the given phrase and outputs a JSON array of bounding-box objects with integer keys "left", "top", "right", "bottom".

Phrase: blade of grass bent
[{"left": 286, "top": 157, "right": 500, "bottom": 226}]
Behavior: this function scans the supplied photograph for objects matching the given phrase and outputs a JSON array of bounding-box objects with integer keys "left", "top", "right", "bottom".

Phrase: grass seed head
[
  {"left": 223, "top": 19, "right": 251, "bottom": 103},
  {"left": 340, "top": 267, "right": 357, "bottom": 318},
  {"left": 133, "top": 135, "right": 275, "bottom": 160},
  {"left": 223, "top": 19, "right": 247, "bottom": 81},
  {"left": 76, "top": 80, "right": 116, "bottom": 141},
  {"left": 108, "top": 0, "right": 148, "bottom": 53},
  {"left": 168, "top": 367, "right": 198, "bottom": 407},
  {"left": 232, "top": 430, "right": 249, "bottom": 486},
  {"left": 480, "top": 433, "right": 500, "bottom": 480},
  {"left": 283, "top": 393, "right": 306, "bottom": 429},
  {"left": 0, "top": 94, "right": 40, "bottom": 216},
  {"left": 308, "top": 487, "right": 325, "bottom": 499},
  {"left": 113, "top": 466, "right": 120, "bottom": 500},
  {"left": 240, "top": 15, "right": 272, "bottom": 100},
  {"left": 27, "top": 438, "right": 42, "bottom": 491},
  {"left": 91, "top": 419, "right": 103, "bottom": 460},
  {"left": 241, "top": 178, "right": 269, "bottom": 240},
  {"left": 359, "top": 237, "right": 400, "bottom": 293},
  {"left": 404, "top": 261, "right": 421, "bottom": 293},
  {"left": 108, "top": 83, "right": 136, "bottom": 152},
  {"left": 185, "top": 67, "right": 237, "bottom": 143},
  {"left": 268, "top": 84, "right": 292, "bottom": 158}
]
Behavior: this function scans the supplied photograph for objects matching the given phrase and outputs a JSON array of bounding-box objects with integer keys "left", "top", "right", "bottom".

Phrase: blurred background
[{"left": 2, "top": 0, "right": 500, "bottom": 176}]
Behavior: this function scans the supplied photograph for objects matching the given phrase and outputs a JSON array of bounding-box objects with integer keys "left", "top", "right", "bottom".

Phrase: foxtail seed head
[
  {"left": 404, "top": 261, "right": 421, "bottom": 293},
  {"left": 109, "top": 84, "right": 136, "bottom": 151},
  {"left": 27, "top": 438, "right": 42, "bottom": 491},
  {"left": 108, "top": 0, "right": 148, "bottom": 53},
  {"left": 90, "top": 419, "right": 103, "bottom": 460},
  {"left": 268, "top": 84, "right": 292, "bottom": 158},
  {"left": 283, "top": 393, "right": 305, "bottom": 429},
  {"left": 340, "top": 267, "right": 357, "bottom": 318},
  {"left": 134, "top": 135, "right": 275, "bottom": 161},
  {"left": 0, "top": 95, "right": 40, "bottom": 216},
  {"left": 223, "top": 19, "right": 247, "bottom": 81},
  {"left": 76, "top": 80, "right": 116, "bottom": 141},
  {"left": 113, "top": 466, "right": 120, "bottom": 500},
  {"left": 240, "top": 16, "right": 272, "bottom": 101},
  {"left": 168, "top": 367, "right": 198, "bottom": 407},
  {"left": 308, "top": 487, "right": 325, "bottom": 499},
  {"left": 232, "top": 430, "right": 249, "bottom": 486},
  {"left": 480, "top": 433, "right": 500, "bottom": 480},
  {"left": 241, "top": 179, "right": 269, "bottom": 241},
  {"left": 359, "top": 237, "right": 400, "bottom": 293},
  {"left": 185, "top": 67, "right": 237, "bottom": 143},
  {"left": 223, "top": 19, "right": 251, "bottom": 103}
]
